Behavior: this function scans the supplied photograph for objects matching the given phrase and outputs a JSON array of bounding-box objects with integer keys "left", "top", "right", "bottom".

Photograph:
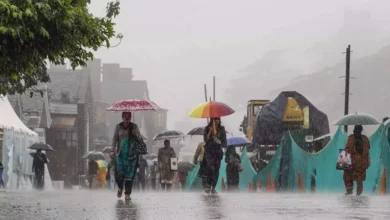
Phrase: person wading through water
[
  {"left": 32, "top": 149, "right": 48, "bottom": 190},
  {"left": 203, "top": 117, "right": 226, "bottom": 194},
  {"left": 343, "top": 125, "right": 370, "bottom": 196},
  {"left": 112, "top": 112, "right": 147, "bottom": 200}
]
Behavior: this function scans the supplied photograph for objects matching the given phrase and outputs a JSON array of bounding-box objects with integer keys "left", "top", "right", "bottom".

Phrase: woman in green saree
[{"left": 112, "top": 112, "right": 147, "bottom": 200}]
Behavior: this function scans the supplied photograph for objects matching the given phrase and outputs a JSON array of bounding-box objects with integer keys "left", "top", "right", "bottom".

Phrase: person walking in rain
[
  {"left": 0, "top": 162, "right": 4, "bottom": 188},
  {"left": 193, "top": 142, "right": 207, "bottom": 190},
  {"left": 203, "top": 117, "right": 226, "bottom": 194},
  {"left": 150, "top": 160, "right": 158, "bottom": 190},
  {"left": 112, "top": 112, "right": 147, "bottom": 200},
  {"left": 157, "top": 139, "right": 176, "bottom": 191},
  {"left": 343, "top": 125, "right": 370, "bottom": 196},
  {"left": 225, "top": 146, "right": 242, "bottom": 191},
  {"left": 88, "top": 160, "right": 98, "bottom": 189},
  {"left": 137, "top": 156, "right": 148, "bottom": 191},
  {"left": 32, "top": 149, "right": 48, "bottom": 190}
]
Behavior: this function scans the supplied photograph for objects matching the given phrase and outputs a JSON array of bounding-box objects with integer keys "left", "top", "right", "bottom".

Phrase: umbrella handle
[{"left": 213, "top": 120, "right": 216, "bottom": 136}]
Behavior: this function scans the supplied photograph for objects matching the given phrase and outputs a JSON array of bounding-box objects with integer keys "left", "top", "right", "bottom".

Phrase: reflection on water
[
  {"left": 115, "top": 200, "right": 139, "bottom": 220},
  {"left": 201, "top": 195, "right": 224, "bottom": 219}
]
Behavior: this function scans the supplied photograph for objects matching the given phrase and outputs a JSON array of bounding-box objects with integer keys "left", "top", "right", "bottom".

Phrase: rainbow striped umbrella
[{"left": 188, "top": 101, "right": 235, "bottom": 118}]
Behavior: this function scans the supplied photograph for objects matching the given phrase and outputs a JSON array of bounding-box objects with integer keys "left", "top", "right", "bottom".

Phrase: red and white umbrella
[{"left": 106, "top": 99, "right": 160, "bottom": 112}]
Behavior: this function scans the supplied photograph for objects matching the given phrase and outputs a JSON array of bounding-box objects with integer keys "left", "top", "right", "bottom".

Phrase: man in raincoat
[{"left": 158, "top": 139, "right": 176, "bottom": 191}]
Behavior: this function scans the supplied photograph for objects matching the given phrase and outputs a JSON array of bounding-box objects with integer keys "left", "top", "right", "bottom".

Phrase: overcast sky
[{"left": 89, "top": 0, "right": 390, "bottom": 133}]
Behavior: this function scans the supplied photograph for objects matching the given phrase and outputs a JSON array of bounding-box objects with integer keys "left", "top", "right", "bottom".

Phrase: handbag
[
  {"left": 170, "top": 157, "right": 178, "bottom": 171},
  {"left": 336, "top": 149, "right": 352, "bottom": 170},
  {"left": 135, "top": 139, "right": 148, "bottom": 155}
]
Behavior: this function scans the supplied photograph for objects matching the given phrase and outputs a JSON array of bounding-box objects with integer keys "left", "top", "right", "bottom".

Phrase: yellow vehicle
[{"left": 239, "top": 100, "right": 270, "bottom": 140}]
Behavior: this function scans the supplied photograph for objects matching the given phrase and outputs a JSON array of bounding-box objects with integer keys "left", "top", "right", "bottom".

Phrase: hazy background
[{"left": 89, "top": 0, "right": 390, "bottom": 136}]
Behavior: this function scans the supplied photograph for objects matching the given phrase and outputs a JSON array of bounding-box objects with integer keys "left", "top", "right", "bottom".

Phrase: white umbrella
[{"left": 333, "top": 113, "right": 380, "bottom": 126}]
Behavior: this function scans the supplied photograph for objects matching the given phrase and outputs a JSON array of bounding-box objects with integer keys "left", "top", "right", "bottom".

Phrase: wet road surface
[{"left": 0, "top": 189, "right": 389, "bottom": 220}]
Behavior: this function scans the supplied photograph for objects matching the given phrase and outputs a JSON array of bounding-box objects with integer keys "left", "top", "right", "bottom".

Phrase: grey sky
[{"left": 89, "top": 0, "right": 390, "bottom": 133}]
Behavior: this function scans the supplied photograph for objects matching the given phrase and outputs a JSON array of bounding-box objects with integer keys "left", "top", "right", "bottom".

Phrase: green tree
[{"left": 0, "top": 0, "right": 121, "bottom": 96}]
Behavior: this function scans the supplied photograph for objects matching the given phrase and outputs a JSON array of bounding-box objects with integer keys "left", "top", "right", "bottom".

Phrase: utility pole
[
  {"left": 344, "top": 45, "right": 351, "bottom": 133},
  {"left": 204, "top": 84, "right": 209, "bottom": 123},
  {"left": 213, "top": 76, "right": 216, "bottom": 101},
  {"left": 204, "top": 84, "right": 208, "bottom": 103}
]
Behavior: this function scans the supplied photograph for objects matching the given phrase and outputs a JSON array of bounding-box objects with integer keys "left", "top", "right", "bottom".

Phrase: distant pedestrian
[
  {"left": 193, "top": 142, "right": 207, "bottom": 190},
  {"left": 158, "top": 139, "right": 176, "bottom": 191},
  {"left": 150, "top": 161, "right": 158, "bottom": 190},
  {"left": 88, "top": 160, "right": 98, "bottom": 189},
  {"left": 137, "top": 156, "right": 148, "bottom": 191},
  {"left": 0, "top": 162, "right": 5, "bottom": 188},
  {"left": 225, "top": 147, "right": 242, "bottom": 191},
  {"left": 32, "top": 149, "right": 48, "bottom": 190}
]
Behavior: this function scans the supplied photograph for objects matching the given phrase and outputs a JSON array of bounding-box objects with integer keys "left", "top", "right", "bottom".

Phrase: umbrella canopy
[
  {"left": 178, "top": 161, "right": 195, "bottom": 172},
  {"left": 106, "top": 99, "right": 160, "bottom": 112},
  {"left": 187, "top": 126, "right": 229, "bottom": 136},
  {"left": 29, "top": 143, "right": 54, "bottom": 151},
  {"left": 187, "top": 127, "right": 205, "bottom": 136},
  {"left": 82, "top": 151, "right": 105, "bottom": 161},
  {"left": 143, "top": 154, "right": 157, "bottom": 160},
  {"left": 227, "top": 137, "right": 251, "bottom": 147},
  {"left": 102, "top": 146, "right": 113, "bottom": 153},
  {"left": 96, "top": 160, "right": 108, "bottom": 168},
  {"left": 153, "top": 130, "right": 185, "bottom": 141},
  {"left": 188, "top": 101, "right": 235, "bottom": 118},
  {"left": 333, "top": 113, "right": 380, "bottom": 126}
]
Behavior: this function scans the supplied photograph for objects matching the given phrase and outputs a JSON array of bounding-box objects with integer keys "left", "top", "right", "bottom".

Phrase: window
[
  {"left": 54, "top": 128, "right": 78, "bottom": 148},
  {"left": 253, "top": 104, "right": 264, "bottom": 117}
]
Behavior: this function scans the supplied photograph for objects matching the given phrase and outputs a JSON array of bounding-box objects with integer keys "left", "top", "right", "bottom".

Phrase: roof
[
  {"left": 47, "top": 69, "right": 83, "bottom": 104},
  {"left": 8, "top": 85, "right": 52, "bottom": 128},
  {"left": 0, "top": 96, "right": 38, "bottom": 136},
  {"left": 50, "top": 103, "right": 78, "bottom": 115}
]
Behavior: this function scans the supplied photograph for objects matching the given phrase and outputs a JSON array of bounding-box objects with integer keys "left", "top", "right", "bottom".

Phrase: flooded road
[{"left": 0, "top": 190, "right": 389, "bottom": 220}]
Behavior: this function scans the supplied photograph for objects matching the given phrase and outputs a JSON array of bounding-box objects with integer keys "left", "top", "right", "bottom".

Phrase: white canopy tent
[
  {"left": 0, "top": 96, "right": 37, "bottom": 136},
  {"left": 0, "top": 95, "right": 47, "bottom": 190}
]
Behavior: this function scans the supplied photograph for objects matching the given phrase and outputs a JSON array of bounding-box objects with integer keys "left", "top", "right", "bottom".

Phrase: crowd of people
[{"left": 19, "top": 111, "right": 372, "bottom": 199}]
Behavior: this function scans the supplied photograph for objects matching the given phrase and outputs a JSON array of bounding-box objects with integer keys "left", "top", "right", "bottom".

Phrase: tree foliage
[{"left": 0, "top": 0, "right": 121, "bottom": 96}]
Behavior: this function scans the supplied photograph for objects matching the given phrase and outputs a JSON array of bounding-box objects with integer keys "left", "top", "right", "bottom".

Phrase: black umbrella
[
  {"left": 82, "top": 151, "right": 105, "bottom": 161},
  {"left": 29, "top": 143, "right": 54, "bottom": 151},
  {"left": 178, "top": 161, "right": 195, "bottom": 172},
  {"left": 187, "top": 127, "right": 229, "bottom": 136},
  {"left": 153, "top": 130, "right": 185, "bottom": 141}
]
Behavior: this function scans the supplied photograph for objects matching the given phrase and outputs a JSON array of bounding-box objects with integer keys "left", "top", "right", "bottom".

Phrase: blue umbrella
[{"left": 227, "top": 137, "right": 251, "bottom": 147}]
